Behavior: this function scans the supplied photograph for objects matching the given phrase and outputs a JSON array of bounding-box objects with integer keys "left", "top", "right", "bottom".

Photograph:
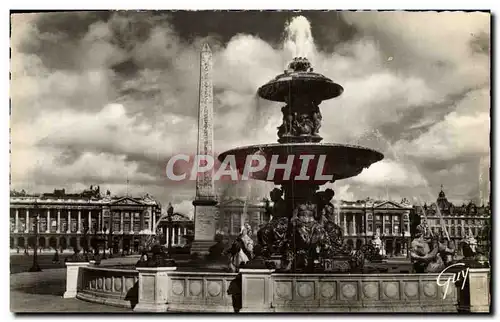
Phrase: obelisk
[{"left": 191, "top": 43, "right": 219, "bottom": 255}]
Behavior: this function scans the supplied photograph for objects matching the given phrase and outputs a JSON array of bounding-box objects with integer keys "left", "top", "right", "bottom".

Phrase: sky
[{"left": 10, "top": 11, "right": 491, "bottom": 218}]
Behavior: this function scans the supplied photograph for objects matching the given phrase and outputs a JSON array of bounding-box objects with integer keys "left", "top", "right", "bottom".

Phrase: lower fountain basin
[{"left": 218, "top": 142, "right": 384, "bottom": 185}]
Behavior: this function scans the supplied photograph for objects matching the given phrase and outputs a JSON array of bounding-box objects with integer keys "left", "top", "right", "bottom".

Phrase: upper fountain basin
[
  {"left": 217, "top": 142, "right": 384, "bottom": 185},
  {"left": 257, "top": 71, "right": 344, "bottom": 103}
]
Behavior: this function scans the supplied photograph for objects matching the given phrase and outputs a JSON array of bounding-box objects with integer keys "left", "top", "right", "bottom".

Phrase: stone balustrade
[
  {"left": 76, "top": 266, "right": 139, "bottom": 308},
  {"left": 165, "top": 271, "right": 239, "bottom": 312},
  {"left": 65, "top": 264, "right": 490, "bottom": 313},
  {"left": 269, "top": 273, "right": 457, "bottom": 312}
]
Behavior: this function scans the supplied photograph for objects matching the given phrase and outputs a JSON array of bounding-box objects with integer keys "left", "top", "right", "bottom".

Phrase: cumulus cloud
[{"left": 10, "top": 11, "right": 490, "bottom": 208}]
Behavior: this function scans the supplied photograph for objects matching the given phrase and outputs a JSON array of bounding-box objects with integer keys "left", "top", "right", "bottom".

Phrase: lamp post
[
  {"left": 167, "top": 203, "right": 174, "bottom": 254},
  {"left": 29, "top": 201, "right": 41, "bottom": 272}
]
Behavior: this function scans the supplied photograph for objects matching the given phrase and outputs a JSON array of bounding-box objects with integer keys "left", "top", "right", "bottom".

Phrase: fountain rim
[
  {"left": 257, "top": 70, "right": 344, "bottom": 102},
  {"left": 218, "top": 142, "right": 384, "bottom": 162}
]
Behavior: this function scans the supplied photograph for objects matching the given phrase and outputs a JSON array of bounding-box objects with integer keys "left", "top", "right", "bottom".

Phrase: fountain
[
  {"left": 62, "top": 16, "right": 490, "bottom": 313},
  {"left": 218, "top": 56, "right": 383, "bottom": 272}
]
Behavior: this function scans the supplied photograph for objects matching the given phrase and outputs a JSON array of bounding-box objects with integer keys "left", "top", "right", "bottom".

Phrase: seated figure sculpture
[
  {"left": 286, "top": 198, "right": 327, "bottom": 271},
  {"left": 257, "top": 188, "right": 289, "bottom": 257},
  {"left": 409, "top": 224, "right": 452, "bottom": 273}
]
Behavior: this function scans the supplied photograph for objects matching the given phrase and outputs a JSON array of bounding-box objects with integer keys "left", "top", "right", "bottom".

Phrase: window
[
  {"left": 123, "top": 213, "right": 130, "bottom": 232},
  {"left": 39, "top": 217, "right": 47, "bottom": 232},
  {"left": 113, "top": 213, "right": 121, "bottom": 232},
  {"left": 368, "top": 214, "right": 373, "bottom": 220},
  {"left": 61, "top": 217, "right": 67, "bottom": 232},
  {"left": 19, "top": 217, "right": 26, "bottom": 232},
  {"left": 10, "top": 218, "right": 15, "bottom": 232},
  {"left": 134, "top": 213, "right": 141, "bottom": 232},
  {"left": 368, "top": 223, "right": 373, "bottom": 232},
  {"left": 375, "top": 215, "right": 381, "bottom": 221},
  {"left": 231, "top": 213, "right": 240, "bottom": 235}
]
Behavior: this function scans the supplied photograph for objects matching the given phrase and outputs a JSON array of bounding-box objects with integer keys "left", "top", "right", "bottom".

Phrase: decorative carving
[
  {"left": 172, "top": 280, "right": 184, "bottom": 296},
  {"left": 288, "top": 57, "right": 313, "bottom": 72},
  {"left": 257, "top": 188, "right": 289, "bottom": 256},
  {"left": 341, "top": 283, "right": 357, "bottom": 299},
  {"left": 320, "top": 282, "right": 335, "bottom": 299},
  {"left": 404, "top": 282, "right": 419, "bottom": 298},
  {"left": 409, "top": 225, "right": 455, "bottom": 273},
  {"left": 189, "top": 280, "right": 203, "bottom": 296},
  {"left": 275, "top": 282, "right": 292, "bottom": 300},
  {"left": 423, "top": 283, "right": 437, "bottom": 297},
  {"left": 383, "top": 282, "right": 399, "bottom": 299},
  {"left": 297, "top": 282, "right": 314, "bottom": 298},
  {"left": 207, "top": 281, "right": 222, "bottom": 297},
  {"left": 196, "top": 43, "right": 216, "bottom": 200},
  {"left": 363, "top": 283, "right": 378, "bottom": 299}
]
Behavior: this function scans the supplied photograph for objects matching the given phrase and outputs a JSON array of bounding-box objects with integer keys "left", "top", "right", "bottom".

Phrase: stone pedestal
[
  {"left": 239, "top": 268, "right": 274, "bottom": 312},
  {"left": 134, "top": 267, "right": 177, "bottom": 312},
  {"left": 458, "top": 268, "right": 490, "bottom": 313},
  {"left": 191, "top": 200, "right": 218, "bottom": 255},
  {"left": 63, "top": 262, "right": 90, "bottom": 299}
]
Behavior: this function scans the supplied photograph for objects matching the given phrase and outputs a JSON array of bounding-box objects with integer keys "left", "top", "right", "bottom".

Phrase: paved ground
[{"left": 10, "top": 255, "right": 139, "bottom": 313}]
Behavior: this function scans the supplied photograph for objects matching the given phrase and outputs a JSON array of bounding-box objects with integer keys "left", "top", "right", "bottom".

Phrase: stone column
[
  {"left": 131, "top": 213, "right": 134, "bottom": 233},
  {"left": 98, "top": 211, "right": 102, "bottom": 233},
  {"left": 120, "top": 212, "right": 124, "bottom": 233},
  {"left": 239, "top": 268, "right": 274, "bottom": 312},
  {"left": 343, "top": 214, "right": 347, "bottom": 235},
  {"left": 67, "top": 210, "right": 71, "bottom": 233},
  {"left": 46, "top": 209, "right": 50, "bottom": 233},
  {"left": 178, "top": 226, "right": 182, "bottom": 245},
  {"left": 77, "top": 210, "right": 81, "bottom": 233},
  {"left": 166, "top": 228, "right": 169, "bottom": 246},
  {"left": 353, "top": 214, "right": 356, "bottom": 236},
  {"left": 134, "top": 267, "right": 177, "bottom": 312},
  {"left": 153, "top": 213, "right": 156, "bottom": 231},
  {"left": 63, "top": 262, "right": 91, "bottom": 298},
  {"left": 382, "top": 214, "right": 386, "bottom": 234},
  {"left": 148, "top": 209, "right": 153, "bottom": 232},
  {"left": 57, "top": 210, "right": 61, "bottom": 233},
  {"left": 25, "top": 209, "right": 29, "bottom": 233},
  {"left": 14, "top": 209, "right": 19, "bottom": 233},
  {"left": 88, "top": 210, "right": 91, "bottom": 232}
]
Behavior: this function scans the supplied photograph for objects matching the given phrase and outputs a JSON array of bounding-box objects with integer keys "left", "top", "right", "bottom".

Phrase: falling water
[
  {"left": 283, "top": 15, "right": 317, "bottom": 65},
  {"left": 370, "top": 129, "right": 454, "bottom": 239}
]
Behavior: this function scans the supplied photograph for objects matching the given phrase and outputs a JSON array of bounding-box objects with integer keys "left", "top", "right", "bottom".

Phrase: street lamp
[
  {"left": 29, "top": 200, "right": 41, "bottom": 272},
  {"left": 167, "top": 203, "right": 174, "bottom": 254}
]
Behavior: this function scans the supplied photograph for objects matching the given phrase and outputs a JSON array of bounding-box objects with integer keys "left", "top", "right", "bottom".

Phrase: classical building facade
[
  {"left": 157, "top": 212, "right": 194, "bottom": 247},
  {"left": 334, "top": 199, "right": 412, "bottom": 256},
  {"left": 213, "top": 196, "right": 411, "bottom": 257},
  {"left": 414, "top": 188, "right": 491, "bottom": 251},
  {"left": 9, "top": 187, "right": 161, "bottom": 253},
  {"left": 216, "top": 197, "right": 270, "bottom": 238}
]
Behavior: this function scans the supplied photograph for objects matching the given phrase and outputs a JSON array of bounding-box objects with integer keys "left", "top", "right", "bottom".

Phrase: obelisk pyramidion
[{"left": 191, "top": 43, "right": 219, "bottom": 255}]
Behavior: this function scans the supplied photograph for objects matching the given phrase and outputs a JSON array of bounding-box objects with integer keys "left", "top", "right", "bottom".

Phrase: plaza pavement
[{"left": 10, "top": 255, "right": 139, "bottom": 313}]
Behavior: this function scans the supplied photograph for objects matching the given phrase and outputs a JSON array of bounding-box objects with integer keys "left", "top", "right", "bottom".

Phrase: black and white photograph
[{"left": 8, "top": 9, "right": 491, "bottom": 314}]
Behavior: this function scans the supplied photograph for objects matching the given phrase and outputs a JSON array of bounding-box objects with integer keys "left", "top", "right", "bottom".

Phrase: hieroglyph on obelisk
[
  {"left": 192, "top": 44, "right": 218, "bottom": 253},
  {"left": 195, "top": 43, "right": 216, "bottom": 201}
]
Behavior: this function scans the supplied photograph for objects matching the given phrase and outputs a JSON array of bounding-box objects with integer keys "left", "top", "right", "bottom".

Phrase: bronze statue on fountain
[{"left": 218, "top": 56, "right": 384, "bottom": 273}]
